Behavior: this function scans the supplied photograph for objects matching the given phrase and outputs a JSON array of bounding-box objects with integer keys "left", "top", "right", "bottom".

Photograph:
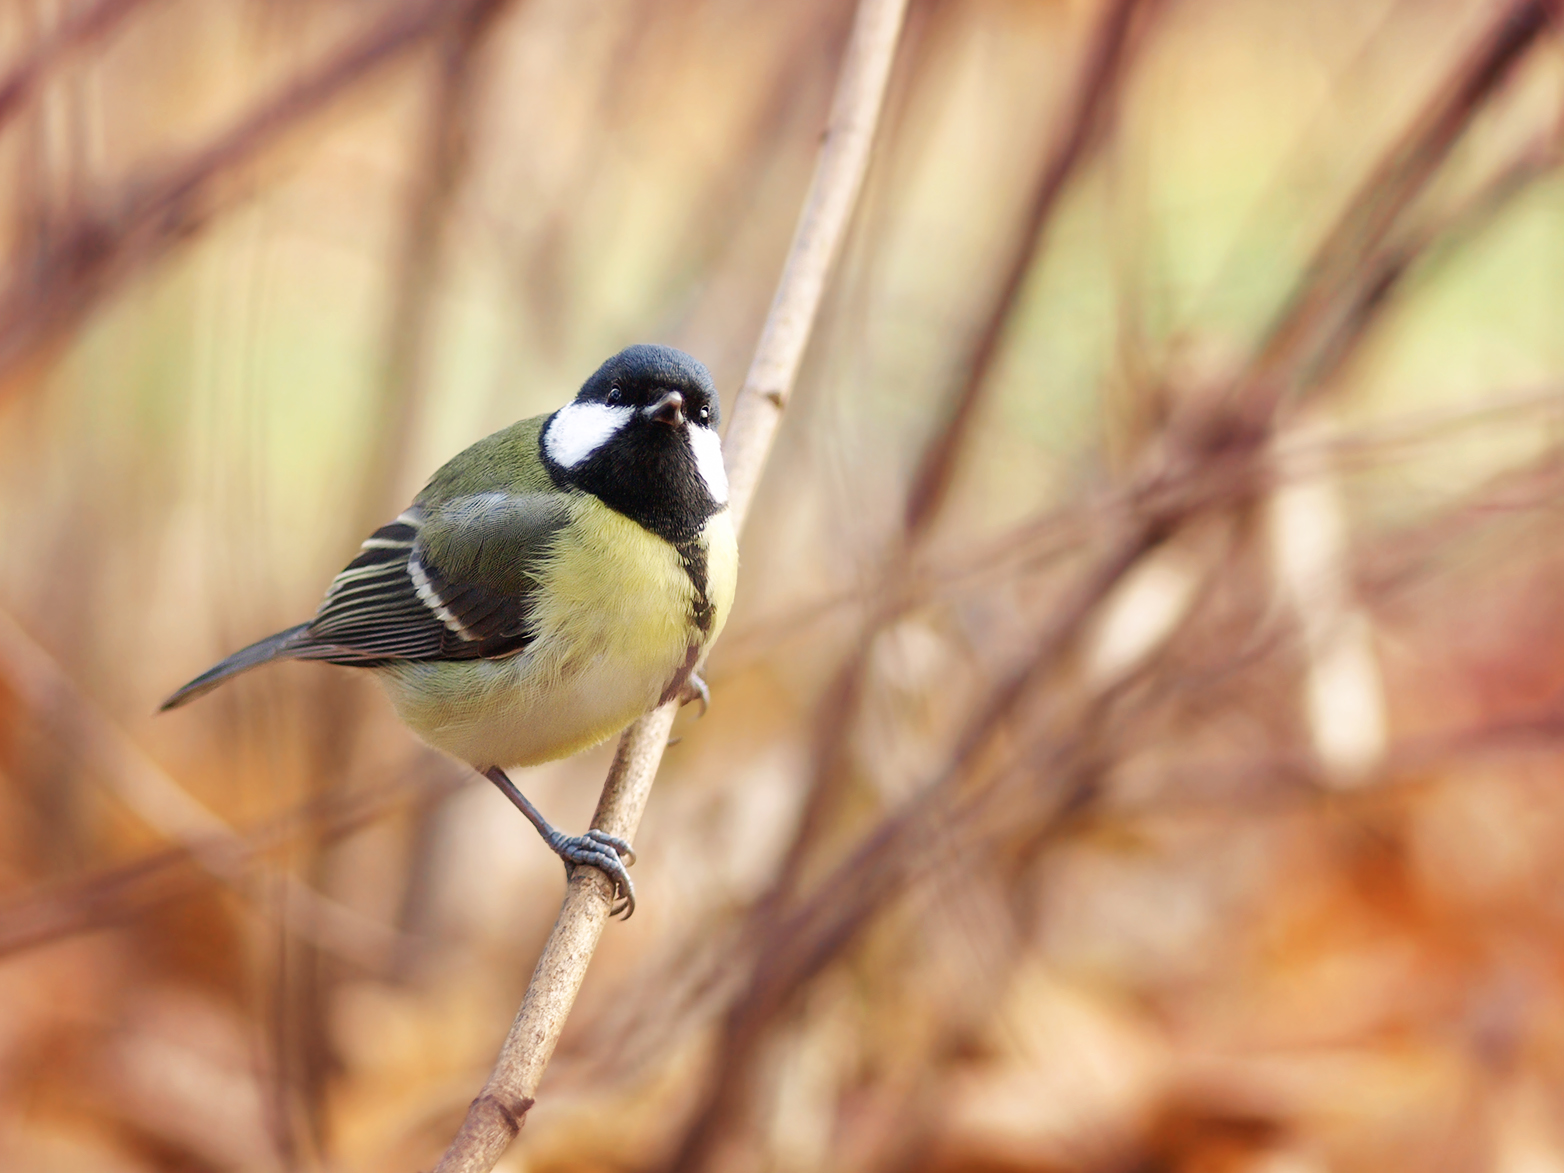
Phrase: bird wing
[{"left": 299, "top": 492, "right": 571, "bottom": 664}]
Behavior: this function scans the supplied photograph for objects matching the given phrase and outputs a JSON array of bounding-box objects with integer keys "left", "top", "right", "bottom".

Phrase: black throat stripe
[{"left": 674, "top": 537, "right": 715, "bottom": 635}]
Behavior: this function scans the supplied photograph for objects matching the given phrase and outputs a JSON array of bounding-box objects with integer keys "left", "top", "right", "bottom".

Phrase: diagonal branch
[
  {"left": 0, "top": 0, "right": 498, "bottom": 397},
  {"left": 0, "top": 604, "right": 413, "bottom": 968},
  {"left": 1237, "top": 0, "right": 1559, "bottom": 422},
  {"left": 429, "top": 1, "right": 912, "bottom": 1170},
  {"left": 765, "top": 0, "right": 1163, "bottom": 924},
  {"left": 358, "top": 0, "right": 517, "bottom": 533},
  {"left": 0, "top": 756, "right": 468, "bottom": 959},
  {"left": 903, "top": 0, "right": 1161, "bottom": 535},
  {"left": 0, "top": 0, "right": 155, "bottom": 133}
]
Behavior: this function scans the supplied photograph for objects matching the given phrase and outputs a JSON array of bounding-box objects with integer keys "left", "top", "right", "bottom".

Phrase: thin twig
[
  {"left": 429, "top": 1, "right": 911, "bottom": 1169},
  {"left": 0, "top": 756, "right": 469, "bottom": 959},
  {"left": 1236, "top": 0, "right": 1558, "bottom": 423},
  {"left": 0, "top": 0, "right": 496, "bottom": 395},
  {"left": 763, "top": 0, "right": 1162, "bottom": 921},
  {"left": 1303, "top": 118, "right": 1564, "bottom": 395},
  {"left": 903, "top": 0, "right": 1161, "bottom": 534},
  {"left": 360, "top": 0, "right": 516, "bottom": 532},
  {"left": 716, "top": 0, "right": 911, "bottom": 533},
  {"left": 0, "top": 605, "right": 412, "bottom": 968},
  {"left": 0, "top": 0, "right": 154, "bottom": 133}
]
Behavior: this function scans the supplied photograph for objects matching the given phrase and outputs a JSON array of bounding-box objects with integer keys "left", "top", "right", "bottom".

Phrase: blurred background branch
[{"left": 0, "top": 0, "right": 500, "bottom": 393}]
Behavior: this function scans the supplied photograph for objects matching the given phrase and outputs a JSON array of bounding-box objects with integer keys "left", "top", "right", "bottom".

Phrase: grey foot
[
  {"left": 679, "top": 671, "right": 710, "bottom": 718},
  {"left": 547, "top": 828, "right": 637, "bottom": 919}
]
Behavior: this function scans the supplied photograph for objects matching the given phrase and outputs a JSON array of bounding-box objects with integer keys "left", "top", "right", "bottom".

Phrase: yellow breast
[
  {"left": 531, "top": 495, "right": 699, "bottom": 680},
  {"left": 379, "top": 495, "right": 738, "bottom": 770},
  {"left": 701, "top": 509, "right": 738, "bottom": 650}
]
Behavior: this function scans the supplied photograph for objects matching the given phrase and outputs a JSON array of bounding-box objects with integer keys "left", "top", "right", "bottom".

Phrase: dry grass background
[{"left": 3, "top": 0, "right": 1564, "bottom": 1170}]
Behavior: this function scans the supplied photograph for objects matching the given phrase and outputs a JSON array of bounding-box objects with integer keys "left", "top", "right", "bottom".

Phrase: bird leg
[{"left": 483, "top": 766, "right": 637, "bottom": 918}]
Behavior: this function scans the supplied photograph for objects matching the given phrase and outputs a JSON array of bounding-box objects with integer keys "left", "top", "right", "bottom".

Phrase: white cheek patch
[
  {"left": 544, "top": 402, "right": 633, "bottom": 468},
  {"left": 688, "top": 424, "right": 729, "bottom": 505}
]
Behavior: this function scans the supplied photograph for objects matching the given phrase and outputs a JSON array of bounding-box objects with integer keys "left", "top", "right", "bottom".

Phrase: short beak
[{"left": 646, "top": 390, "right": 686, "bottom": 427}]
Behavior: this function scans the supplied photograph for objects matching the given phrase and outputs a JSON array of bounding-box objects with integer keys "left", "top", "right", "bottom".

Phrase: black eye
[
  {"left": 698, "top": 404, "right": 710, "bottom": 423},
  {"left": 607, "top": 385, "right": 622, "bottom": 403}
]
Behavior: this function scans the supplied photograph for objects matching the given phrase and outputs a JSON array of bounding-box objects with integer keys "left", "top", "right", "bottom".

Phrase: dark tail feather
[{"left": 160, "top": 624, "right": 312, "bottom": 711}]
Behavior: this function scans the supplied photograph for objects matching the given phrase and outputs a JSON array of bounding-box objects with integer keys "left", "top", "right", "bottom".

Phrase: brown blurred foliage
[{"left": 3, "top": 0, "right": 1564, "bottom": 1171}]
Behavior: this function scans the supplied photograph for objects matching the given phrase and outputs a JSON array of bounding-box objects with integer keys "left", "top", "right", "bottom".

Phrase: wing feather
[{"left": 295, "top": 495, "right": 569, "bottom": 665}]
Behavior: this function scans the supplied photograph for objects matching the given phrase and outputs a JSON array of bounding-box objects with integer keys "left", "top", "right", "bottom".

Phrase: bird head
[{"left": 541, "top": 345, "right": 728, "bottom": 542}]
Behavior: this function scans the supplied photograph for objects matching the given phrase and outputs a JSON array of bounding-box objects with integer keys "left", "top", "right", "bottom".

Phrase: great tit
[{"left": 162, "top": 344, "right": 738, "bottom": 916}]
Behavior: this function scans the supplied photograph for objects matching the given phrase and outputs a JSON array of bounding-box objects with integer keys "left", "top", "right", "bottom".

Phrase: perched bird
[{"left": 162, "top": 344, "right": 738, "bottom": 916}]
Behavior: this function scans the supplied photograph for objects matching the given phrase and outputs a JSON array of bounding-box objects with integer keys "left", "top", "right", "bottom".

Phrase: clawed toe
[
  {"left": 550, "top": 830, "right": 637, "bottom": 919},
  {"left": 584, "top": 828, "right": 635, "bottom": 866},
  {"left": 484, "top": 767, "right": 640, "bottom": 919},
  {"left": 679, "top": 672, "right": 710, "bottom": 719}
]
